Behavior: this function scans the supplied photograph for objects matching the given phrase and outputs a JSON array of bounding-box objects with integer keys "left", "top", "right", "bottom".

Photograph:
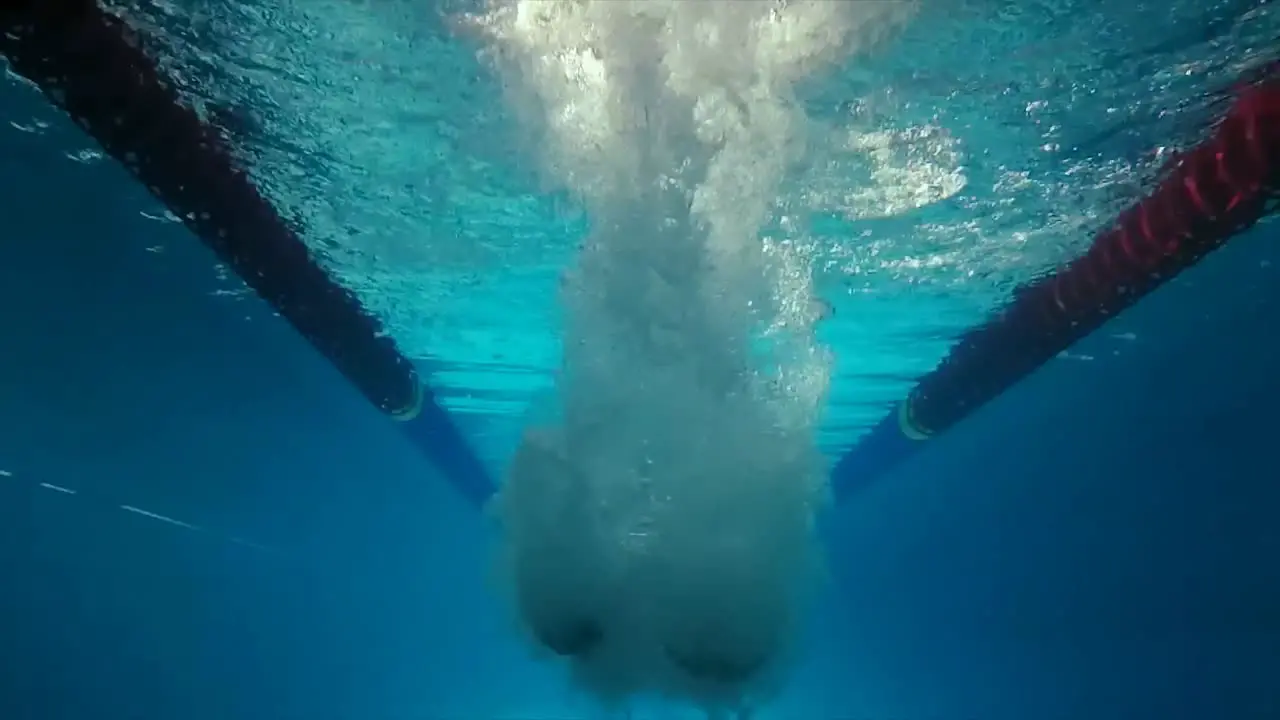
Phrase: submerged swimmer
[
  {"left": 501, "top": 429, "right": 607, "bottom": 657},
  {"left": 504, "top": 425, "right": 787, "bottom": 714}
]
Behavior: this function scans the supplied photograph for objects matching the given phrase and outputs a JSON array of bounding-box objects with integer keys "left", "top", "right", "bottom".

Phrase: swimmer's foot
[
  {"left": 665, "top": 643, "right": 767, "bottom": 685},
  {"left": 534, "top": 616, "right": 603, "bottom": 657}
]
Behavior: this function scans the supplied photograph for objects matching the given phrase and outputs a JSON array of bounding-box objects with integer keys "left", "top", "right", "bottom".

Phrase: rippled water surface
[{"left": 7, "top": 0, "right": 1276, "bottom": 454}]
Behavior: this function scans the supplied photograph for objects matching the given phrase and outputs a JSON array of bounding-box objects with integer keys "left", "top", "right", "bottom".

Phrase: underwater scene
[{"left": 1, "top": 0, "right": 1278, "bottom": 718}]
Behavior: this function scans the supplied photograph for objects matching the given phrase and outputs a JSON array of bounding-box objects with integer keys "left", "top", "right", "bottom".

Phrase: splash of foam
[{"left": 469, "top": 0, "right": 914, "bottom": 712}]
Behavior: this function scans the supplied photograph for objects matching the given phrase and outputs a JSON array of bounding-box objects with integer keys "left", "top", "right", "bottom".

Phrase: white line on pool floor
[{"left": 3, "top": 466, "right": 279, "bottom": 555}]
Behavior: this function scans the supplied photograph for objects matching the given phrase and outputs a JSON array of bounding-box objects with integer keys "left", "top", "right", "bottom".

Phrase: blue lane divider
[
  {"left": 393, "top": 378, "right": 496, "bottom": 508},
  {"left": 830, "top": 407, "right": 927, "bottom": 504}
]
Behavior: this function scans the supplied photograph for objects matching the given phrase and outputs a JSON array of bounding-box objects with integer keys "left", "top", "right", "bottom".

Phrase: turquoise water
[
  {"left": 103, "top": 0, "right": 1279, "bottom": 455},
  {"left": 1, "top": 1, "right": 1279, "bottom": 718}
]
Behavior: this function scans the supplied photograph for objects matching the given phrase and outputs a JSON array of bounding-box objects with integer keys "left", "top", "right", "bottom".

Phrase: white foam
[{"left": 469, "top": 0, "right": 915, "bottom": 713}]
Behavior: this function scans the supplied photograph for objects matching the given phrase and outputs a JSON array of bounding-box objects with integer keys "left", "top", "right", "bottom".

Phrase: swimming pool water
[
  {"left": 2, "top": 1, "right": 1279, "bottom": 718},
  {"left": 33, "top": 0, "right": 1274, "bottom": 460}
]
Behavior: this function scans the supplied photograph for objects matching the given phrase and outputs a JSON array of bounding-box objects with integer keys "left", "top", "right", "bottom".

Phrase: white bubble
[{"left": 474, "top": 0, "right": 916, "bottom": 713}]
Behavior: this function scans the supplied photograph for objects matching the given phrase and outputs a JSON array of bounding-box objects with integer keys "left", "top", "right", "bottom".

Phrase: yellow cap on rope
[
  {"left": 897, "top": 392, "right": 933, "bottom": 441},
  {"left": 388, "top": 370, "right": 425, "bottom": 422}
]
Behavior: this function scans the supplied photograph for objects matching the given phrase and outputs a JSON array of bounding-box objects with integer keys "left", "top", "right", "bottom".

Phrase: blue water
[{"left": 2, "top": 1, "right": 1279, "bottom": 718}]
